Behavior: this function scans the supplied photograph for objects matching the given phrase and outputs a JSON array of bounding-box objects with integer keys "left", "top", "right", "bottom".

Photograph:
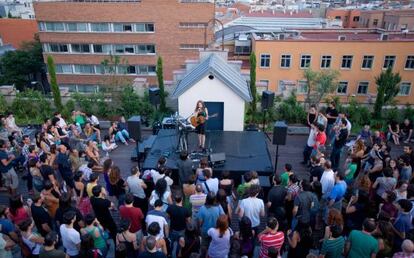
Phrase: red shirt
[
  {"left": 258, "top": 231, "right": 284, "bottom": 258},
  {"left": 314, "top": 132, "right": 327, "bottom": 149},
  {"left": 119, "top": 205, "right": 144, "bottom": 233}
]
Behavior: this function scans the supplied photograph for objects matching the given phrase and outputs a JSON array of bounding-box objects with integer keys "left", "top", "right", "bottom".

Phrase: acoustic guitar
[{"left": 190, "top": 113, "right": 218, "bottom": 127}]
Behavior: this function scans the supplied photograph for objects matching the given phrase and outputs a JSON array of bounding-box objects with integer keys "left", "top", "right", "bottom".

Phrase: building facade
[
  {"left": 326, "top": 9, "right": 361, "bottom": 28},
  {"left": 34, "top": 0, "right": 214, "bottom": 93},
  {"left": 253, "top": 29, "right": 414, "bottom": 104}
]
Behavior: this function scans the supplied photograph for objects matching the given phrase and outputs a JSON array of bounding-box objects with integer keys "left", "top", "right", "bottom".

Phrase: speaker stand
[
  {"left": 274, "top": 144, "right": 279, "bottom": 174},
  {"left": 136, "top": 140, "right": 141, "bottom": 171},
  {"left": 262, "top": 109, "right": 272, "bottom": 142}
]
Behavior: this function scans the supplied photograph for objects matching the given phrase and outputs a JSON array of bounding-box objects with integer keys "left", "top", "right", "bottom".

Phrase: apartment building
[
  {"left": 253, "top": 29, "right": 414, "bottom": 104},
  {"left": 328, "top": 8, "right": 414, "bottom": 31},
  {"left": 34, "top": 0, "right": 214, "bottom": 93}
]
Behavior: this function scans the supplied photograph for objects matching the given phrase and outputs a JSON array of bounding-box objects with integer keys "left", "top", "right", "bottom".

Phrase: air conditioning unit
[
  {"left": 338, "top": 35, "right": 346, "bottom": 41},
  {"left": 380, "top": 33, "right": 389, "bottom": 41}
]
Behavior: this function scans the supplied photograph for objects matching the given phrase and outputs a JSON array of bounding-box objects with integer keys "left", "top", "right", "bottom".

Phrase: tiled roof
[
  {"left": 172, "top": 53, "right": 252, "bottom": 102},
  {"left": 0, "top": 19, "right": 38, "bottom": 49}
]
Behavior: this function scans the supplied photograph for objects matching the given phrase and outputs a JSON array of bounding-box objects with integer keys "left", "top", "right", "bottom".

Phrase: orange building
[
  {"left": 0, "top": 19, "right": 38, "bottom": 49},
  {"left": 34, "top": 0, "right": 214, "bottom": 93},
  {"left": 253, "top": 29, "right": 414, "bottom": 104}
]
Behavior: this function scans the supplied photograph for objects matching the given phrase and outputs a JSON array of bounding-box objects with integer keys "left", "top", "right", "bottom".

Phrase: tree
[
  {"left": 47, "top": 56, "right": 62, "bottom": 111},
  {"left": 303, "top": 68, "right": 339, "bottom": 106},
  {"left": 156, "top": 56, "right": 167, "bottom": 111},
  {"left": 373, "top": 68, "right": 402, "bottom": 118},
  {"left": 303, "top": 68, "right": 317, "bottom": 109},
  {"left": 0, "top": 38, "right": 44, "bottom": 91},
  {"left": 100, "top": 54, "right": 131, "bottom": 91},
  {"left": 249, "top": 52, "right": 257, "bottom": 115}
]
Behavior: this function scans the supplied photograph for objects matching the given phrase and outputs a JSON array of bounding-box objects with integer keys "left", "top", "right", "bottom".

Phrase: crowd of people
[{"left": 0, "top": 104, "right": 413, "bottom": 258}]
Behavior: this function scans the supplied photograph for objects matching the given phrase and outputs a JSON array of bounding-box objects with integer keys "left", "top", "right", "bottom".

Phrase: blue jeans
[
  {"left": 303, "top": 145, "right": 313, "bottom": 163},
  {"left": 330, "top": 146, "right": 343, "bottom": 171},
  {"left": 115, "top": 130, "right": 129, "bottom": 143},
  {"left": 170, "top": 229, "right": 185, "bottom": 258}
]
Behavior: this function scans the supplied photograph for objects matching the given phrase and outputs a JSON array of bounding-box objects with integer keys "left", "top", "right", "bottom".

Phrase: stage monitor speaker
[
  {"left": 127, "top": 116, "right": 142, "bottom": 141},
  {"left": 261, "top": 90, "right": 275, "bottom": 110},
  {"left": 149, "top": 88, "right": 160, "bottom": 106},
  {"left": 209, "top": 152, "right": 226, "bottom": 164},
  {"left": 273, "top": 121, "right": 287, "bottom": 145}
]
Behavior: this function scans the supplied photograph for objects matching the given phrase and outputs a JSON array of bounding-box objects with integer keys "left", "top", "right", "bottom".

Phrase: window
[
  {"left": 337, "top": 81, "right": 348, "bottom": 94},
  {"left": 341, "top": 55, "right": 353, "bottom": 69},
  {"left": 45, "top": 22, "right": 64, "bottom": 31},
  {"left": 74, "top": 65, "right": 94, "bottom": 74},
  {"left": 137, "top": 44, "right": 155, "bottom": 54},
  {"left": 92, "top": 44, "right": 111, "bottom": 54},
  {"left": 405, "top": 56, "right": 414, "bottom": 69},
  {"left": 49, "top": 44, "right": 68, "bottom": 53},
  {"left": 260, "top": 54, "right": 271, "bottom": 68},
  {"left": 373, "top": 19, "right": 378, "bottom": 26},
  {"left": 399, "top": 82, "right": 411, "bottom": 96},
  {"left": 71, "top": 44, "right": 90, "bottom": 53},
  {"left": 90, "top": 23, "right": 110, "bottom": 32},
  {"left": 179, "top": 22, "right": 207, "bottom": 28},
  {"left": 77, "top": 85, "right": 98, "bottom": 93},
  {"left": 66, "top": 23, "right": 87, "bottom": 32},
  {"left": 353, "top": 16, "right": 360, "bottom": 22},
  {"left": 335, "top": 16, "right": 341, "bottom": 20},
  {"left": 94, "top": 65, "right": 105, "bottom": 74},
  {"left": 321, "top": 55, "right": 332, "bottom": 69},
  {"left": 297, "top": 80, "right": 308, "bottom": 94},
  {"left": 137, "top": 65, "right": 156, "bottom": 75},
  {"left": 56, "top": 64, "right": 73, "bottom": 74},
  {"left": 280, "top": 54, "right": 291, "bottom": 68},
  {"left": 259, "top": 80, "right": 269, "bottom": 88},
  {"left": 362, "top": 55, "right": 374, "bottom": 69},
  {"left": 114, "top": 45, "right": 134, "bottom": 54},
  {"left": 383, "top": 55, "right": 396, "bottom": 69},
  {"left": 234, "top": 46, "right": 250, "bottom": 55},
  {"left": 114, "top": 23, "right": 133, "bottom": 32},
  {"left": 135, "top": 23, "right": 154, "bottom": 32},
  {"left": 179, "top": 44, "right": 205, "bottom": 49},
  {"left": 278, "top": 81, "right": 286, "bottom": 92},
  {"left": 300, "top": 55, "right": 311, "bottom": 68},
  {"left": 118, "top": 65, "right": 137, "bottom": 74},
  {"left": 357, "top": 82, "right": 369, "bottom": 94}
]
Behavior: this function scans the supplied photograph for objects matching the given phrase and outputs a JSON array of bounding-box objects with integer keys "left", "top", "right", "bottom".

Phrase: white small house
[{"left": 172, "top": 52, "right": 252, "bottom": 131}]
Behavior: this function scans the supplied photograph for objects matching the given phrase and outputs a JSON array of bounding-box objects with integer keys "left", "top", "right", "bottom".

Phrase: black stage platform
[{"left": 142, "top": 129, "right": 273, "bottom": 178}]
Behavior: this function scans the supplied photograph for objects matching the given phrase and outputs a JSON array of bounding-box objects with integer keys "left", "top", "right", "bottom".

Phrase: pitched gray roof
[{"left": 172, "top": 53, "right": 252, "bottom": 102}]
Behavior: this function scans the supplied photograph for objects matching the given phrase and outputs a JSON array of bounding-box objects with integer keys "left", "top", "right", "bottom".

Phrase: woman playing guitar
[{"left": 193, "top": 100, "right": 209, "bottom": 150}]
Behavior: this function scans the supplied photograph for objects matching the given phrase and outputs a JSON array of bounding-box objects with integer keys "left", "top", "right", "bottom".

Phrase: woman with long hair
[
  {"left": 115, "top": 219, "right": 139, "bottom": 258},
  {"left": 193, "top": 100, "right": 209, "bottom": 150},
  {"left": 217, "top": 189, "right": 232, "bottom": 225},
  {"left": 234, "top": 216, "right": 255, "bottom": 257},
  {"left": 109, "top": 166, "right": 126, "bottom": 207},
  {"left": 74, "top": 171, "right": 92, "bottom": 216},
  {"left": 287, "top": 222, "right": 313, "bottom": 258},
  {"left": 149, "top": 178, "right": 172, "bottom": 211},
  {"left": 207, "top": 214, "right": 233, "bottom": 258},
  {"left": 102, "top": 159, "right": 113, "bottom": 197},
  {"left": 7, "top": 194, "right": 30, "bottom": 225},
  {"left": 177, "top": 222, "right": 201, "bottom": 258},
  {"left": 18, "top": 218, "right": 44, "bottom": 258}
]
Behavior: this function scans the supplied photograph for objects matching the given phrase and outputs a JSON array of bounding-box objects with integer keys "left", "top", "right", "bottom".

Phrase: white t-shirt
[
  {"left": 88, "top": 115, "right": 100, "bottom": 126},
  {"left": 238, "top": 197, "right": 264, "bottom": 227},
  {"left": 321, "top": 169, "right": 335, "bottom": 196},
  {"left": 202, "top": 178, "right": 219, "bottom": 195},
  {"left": 60, "top": 225, "right": 81, "bottom": 256},
  {"left": 79, "top": 164, "right": 92, "bottom": 181},
  {"left": 149, "top": 170, "right": 174, "bottom": 188},
  {"left": 307, "top": 128, "right": 317, "bottom": 147},
  {"left": 145, "top": 210, "right": 168, "bottom": 239}
]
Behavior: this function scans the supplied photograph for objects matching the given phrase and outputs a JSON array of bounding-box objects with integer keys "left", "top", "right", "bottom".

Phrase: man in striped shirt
[
  {"left": 189, "top": 184, "right": 207, "bottom": 220},
  {"left": 258, "top": 217, "right": 285, "bottom": 258}
]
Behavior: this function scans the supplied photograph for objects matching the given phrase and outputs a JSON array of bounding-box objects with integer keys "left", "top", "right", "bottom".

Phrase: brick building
[
  {"left": 34, "top": 0, "right": 214, "bottom": 93},
  {"left": 0, "top": 19, "right": 38, "bottom": 49}
]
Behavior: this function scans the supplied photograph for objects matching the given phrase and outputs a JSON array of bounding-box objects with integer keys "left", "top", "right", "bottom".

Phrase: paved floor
[{"left": 1, "top": 130, "right": 405, "bottom": 258}]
